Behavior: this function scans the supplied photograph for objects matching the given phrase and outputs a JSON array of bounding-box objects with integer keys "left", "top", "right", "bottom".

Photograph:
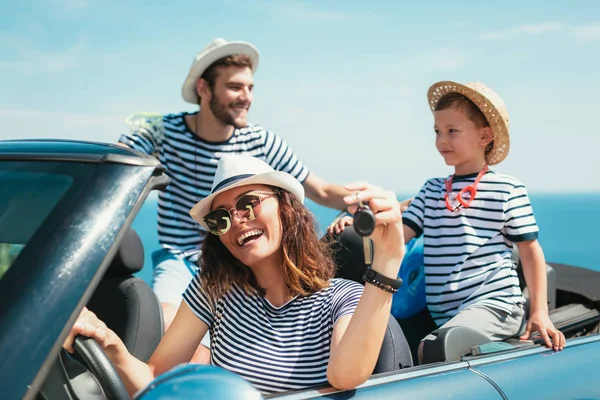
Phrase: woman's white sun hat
[
  {"left": 181, "top": 38, "right": 259, "bottom": 105},
  {"left": 189, "top": 155, "right": 305, "bottom": 230},
  {"left": 427, "top": 81, "right": 510, "bottom": 165}
]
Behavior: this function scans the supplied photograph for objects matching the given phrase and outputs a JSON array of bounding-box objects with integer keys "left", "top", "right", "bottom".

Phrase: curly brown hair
[{"left": 199, "top": 186, "right": 336, "bottom": 300}]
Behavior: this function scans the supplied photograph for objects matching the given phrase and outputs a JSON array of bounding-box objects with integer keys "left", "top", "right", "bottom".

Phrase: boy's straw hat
[{"left": 427, "top": 81, "right": 510, "bottom": 165}]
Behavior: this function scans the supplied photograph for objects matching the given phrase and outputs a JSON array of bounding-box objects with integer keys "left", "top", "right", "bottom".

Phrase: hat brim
[
  {"left": 182, "top": 41, "right": 259, "bottom": 104},
  {"left": 189, "top": 171, "right": 304, "bottom": 230},
  {"left": 427, "top": 81, "right": 510, "bottom": 165}
]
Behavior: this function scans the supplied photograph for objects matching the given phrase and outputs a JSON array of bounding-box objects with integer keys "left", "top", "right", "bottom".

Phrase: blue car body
[{"left": 0, "top": 140, "right": 599, "bottom": 400}]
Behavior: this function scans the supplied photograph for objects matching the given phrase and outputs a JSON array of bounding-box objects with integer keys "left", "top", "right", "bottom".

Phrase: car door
[
  {"left": 272, "top": 361, "right": 504, "bottom": 399},
  {"left": 467, "top": 335, "right": 600, "bottom": 399}
]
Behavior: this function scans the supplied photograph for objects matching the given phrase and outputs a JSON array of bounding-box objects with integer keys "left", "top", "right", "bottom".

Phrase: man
[{"left": 118, "top": 38, "right": 351, "bottom": 363}]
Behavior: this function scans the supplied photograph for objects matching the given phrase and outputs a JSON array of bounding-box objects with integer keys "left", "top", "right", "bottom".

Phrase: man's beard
[{"left": 209, "top": 92, "right": 249, "bottom": 129}]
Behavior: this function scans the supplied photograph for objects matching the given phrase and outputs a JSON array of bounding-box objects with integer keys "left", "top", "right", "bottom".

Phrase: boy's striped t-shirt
[
  {"left": 402, "top": 170, "right": 538, "bottom": 326},
  {"left": 118, "top": 112, "right": 309, "bottom": 258},
  {"left": 183, "top": 277, "right": 364, "bottom": 395}
]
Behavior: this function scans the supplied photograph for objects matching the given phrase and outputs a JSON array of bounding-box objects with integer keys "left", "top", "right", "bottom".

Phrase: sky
[{"left": 1, "top": 0, "right": 599, "bottom": 194}]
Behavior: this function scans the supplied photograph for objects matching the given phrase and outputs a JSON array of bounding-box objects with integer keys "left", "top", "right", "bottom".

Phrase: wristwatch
[{"left": 363, "top": 267, "right": 403, "bottom": 293}]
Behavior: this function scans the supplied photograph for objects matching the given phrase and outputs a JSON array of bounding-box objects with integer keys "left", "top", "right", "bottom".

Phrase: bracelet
[
  {"left": 362, "top": 267, "right": 403, "bottom": 294},
  {"left": 364, "top": 279, "right": 398, "bottom": 294}
]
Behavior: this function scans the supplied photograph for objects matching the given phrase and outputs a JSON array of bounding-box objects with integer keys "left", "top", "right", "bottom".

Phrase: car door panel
[
  {"left": 342, "top": 368, "right": 503, "bottom": 399},
  {"left": 274, "top": 364, "right": 504, "bottom": 400},
  {"left": 470, "top": 336, "right": 600, "bottom": 399}
]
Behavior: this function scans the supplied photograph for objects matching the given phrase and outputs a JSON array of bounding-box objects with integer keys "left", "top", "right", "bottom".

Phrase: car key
[{"left": 353, "top": 200, "right": 375, "bottom": 265}]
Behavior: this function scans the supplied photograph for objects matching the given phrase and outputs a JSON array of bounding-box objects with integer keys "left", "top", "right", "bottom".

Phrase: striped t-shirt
[
  {"left": 118, "top": 112, "right": 309, "bottom": 258},
  {"left": 183, "top": 277, "right": 364, "bottom": 394},
  {"left": 402, "top": 170, "right": 538, "bottom": 326}
]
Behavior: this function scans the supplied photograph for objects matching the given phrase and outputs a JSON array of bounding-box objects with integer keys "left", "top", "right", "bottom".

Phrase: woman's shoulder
[
  {"left": 303, "top": 278, "right": 363, "bottom": 300},
  {"left": 329, "top": 278, "right": 364, "bottom": 294}
]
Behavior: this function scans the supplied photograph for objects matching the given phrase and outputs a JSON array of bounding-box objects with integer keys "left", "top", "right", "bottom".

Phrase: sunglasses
[
  {"left": 444, "top": 166, "right": 488, "bottom": 212},
  {"left": 203, "top": 191, "right": 275, "bottom": 235}
]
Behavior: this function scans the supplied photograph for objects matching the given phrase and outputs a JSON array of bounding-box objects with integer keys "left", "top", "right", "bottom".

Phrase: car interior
[
  {"left": 35, "top": 220, "right": 600, "bottom": 399},
  {"left": 331, "top": 226, "right": 600, "bottom": 365},
  {"left": 38, "top": 228, "right": 162, "bottom": 400}
]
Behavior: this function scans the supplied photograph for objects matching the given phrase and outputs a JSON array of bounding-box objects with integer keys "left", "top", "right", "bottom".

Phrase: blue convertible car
[{"left": 1, "top": 140, "right": 599, "bottom": 400}]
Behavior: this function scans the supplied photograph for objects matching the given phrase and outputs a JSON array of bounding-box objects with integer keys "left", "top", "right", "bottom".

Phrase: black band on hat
[{"left": 212, "top": 174, "right": 255, "bottom": 193}]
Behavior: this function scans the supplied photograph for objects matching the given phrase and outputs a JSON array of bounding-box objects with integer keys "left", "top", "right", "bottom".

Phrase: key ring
[{"left": 353, "top": 194, "right": 375, "bottom": 237}]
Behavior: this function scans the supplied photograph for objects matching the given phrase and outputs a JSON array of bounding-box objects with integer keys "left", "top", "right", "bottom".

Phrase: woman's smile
[{"left": 236, "top": 228, "right": 264, "bottom": 247}]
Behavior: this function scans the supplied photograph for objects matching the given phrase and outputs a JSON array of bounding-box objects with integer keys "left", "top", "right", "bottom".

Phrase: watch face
[{"left": 366, "top": 269, "right": 376, "bottom": 280}]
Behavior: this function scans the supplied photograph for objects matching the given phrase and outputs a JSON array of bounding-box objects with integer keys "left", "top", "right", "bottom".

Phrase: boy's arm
[
  {"left": 403, "top": 224, "right": 417, "bottom": 244},
  {"left": 517, "top": 239, "right": 565, "bottom": 351}
]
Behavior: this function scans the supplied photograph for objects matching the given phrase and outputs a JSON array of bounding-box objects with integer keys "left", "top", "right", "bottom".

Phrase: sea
[{"left": 132, "top": 192, "right": 600, "bottom": 285}]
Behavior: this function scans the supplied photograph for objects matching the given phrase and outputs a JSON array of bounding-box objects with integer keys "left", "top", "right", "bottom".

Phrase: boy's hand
[
  {"left": 326, "top": 215, "right": 353, "bottom": 235},
  {"left": 399, "top": 197, "right": 413, "bottom": 212},
  {"left": 520, "top": 311, "right": 566, "bottom": 351},
  {"left": 343, "top": 182, "right": 405, "bottom": 266},
  {"left": 326, "top": 198, "right": 412, "bottom": 236}
]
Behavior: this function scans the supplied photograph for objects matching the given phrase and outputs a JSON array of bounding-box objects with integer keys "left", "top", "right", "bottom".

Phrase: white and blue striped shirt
[
  {"left": 183, "top": 277, "right": 364, "bottom": 394},
  {"left": 403, "top": 170, "right": 538, "bottom": 326},
  {"left": 119, "top": 112, "right": 309, "bottom": 258}
]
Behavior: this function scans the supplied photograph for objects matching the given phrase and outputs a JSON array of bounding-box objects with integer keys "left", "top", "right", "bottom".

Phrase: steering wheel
[{"left": 73, "top": 335, "right": 130, "bottom": 400}]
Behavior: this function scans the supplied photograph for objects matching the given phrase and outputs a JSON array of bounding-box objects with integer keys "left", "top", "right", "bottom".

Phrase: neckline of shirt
[
  {"left": 451, "top": 169, "right": 494, "bottom": 182},
  {"left": 181, "top": 111, "right": 243, "bottom": 145},
  {"left": 260, "top": 295, "right": 300, "bottom": 312}
]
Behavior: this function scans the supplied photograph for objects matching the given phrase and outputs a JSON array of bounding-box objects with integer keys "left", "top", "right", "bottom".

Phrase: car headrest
[
  {"left": 329, "top": 226, "right": 369, "bottom": 284},
  {"left": 421, "top": 326, "right": 491, "bottom": 364},
  {"left": 108, "top": 228, "right": 144, "bottom": 276}
]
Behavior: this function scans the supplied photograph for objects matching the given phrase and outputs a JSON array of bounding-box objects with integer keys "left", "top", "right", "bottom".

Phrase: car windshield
[{"left": 0, "top": 164, "right": 73, "bottom": 281}]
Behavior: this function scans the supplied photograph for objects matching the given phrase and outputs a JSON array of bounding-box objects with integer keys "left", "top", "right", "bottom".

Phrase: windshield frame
[{"left": 0, "top": 159, "right": 164, "bottom": 400}]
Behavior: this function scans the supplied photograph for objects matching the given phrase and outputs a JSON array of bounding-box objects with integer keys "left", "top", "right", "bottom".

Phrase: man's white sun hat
[{"left": 181, "top": 38, "right": 259, "bottom": 104}]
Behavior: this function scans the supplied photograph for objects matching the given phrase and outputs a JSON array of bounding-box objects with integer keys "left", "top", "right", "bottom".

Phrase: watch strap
[{"left": 363, "top": 267, "right": 403, "bottom": 289}]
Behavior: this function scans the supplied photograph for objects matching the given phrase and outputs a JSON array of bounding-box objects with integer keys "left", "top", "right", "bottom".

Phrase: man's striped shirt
[
  {"left": 183, "top": 277, "right": 364, "bottom": 394},
  {"left": 118, "top": 112, "right": 309, "bottom": 258},
  {"left": 402, "top": 170, "right": 538, "bottom": 326}
]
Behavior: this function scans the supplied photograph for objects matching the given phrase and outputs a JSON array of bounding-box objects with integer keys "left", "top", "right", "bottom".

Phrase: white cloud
[
  {"left": 0, "top": 108, "right": 124, "bottom": 142},
  {"left": 571, "top": 24, "right": 600, "bottom": 42},
  {"left": 480, "top": 23, "right": 565, "bottom": 40},
  {"left": 223, "top": 0, "right": 352, "bottom": 22},
  {"left": 0, "top": 34, "right": 88, "bottom": 75},
  {"left": 480, "top": 21, "right": 600, "bottom": 43},
  {"left": 394, "top": 87, "right": 414, "bottom": 98},
  {"left": 429, "top": 49, "right": 465, "bottom": 71},
  {"left": 268, "top": 0, "right": 352, "bottom": 22}
]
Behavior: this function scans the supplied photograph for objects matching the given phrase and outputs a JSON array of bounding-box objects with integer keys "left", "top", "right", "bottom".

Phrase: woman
[{"left": 63, "top": 154, "right": 406, "bottom": 396}]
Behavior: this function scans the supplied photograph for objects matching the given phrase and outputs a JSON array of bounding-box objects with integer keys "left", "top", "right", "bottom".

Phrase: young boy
[
  {"left": 402, "top": 81, "right": 564, "bottom": 361},
  {"left": 328, "top": 81, "right": 565, "bottom": 361}
]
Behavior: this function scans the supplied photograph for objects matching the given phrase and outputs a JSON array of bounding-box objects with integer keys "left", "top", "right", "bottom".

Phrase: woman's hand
[
  {"left": 520, "top": 311, "right": 566, "bottom": 351},
  {"left": 343, "top": 182, "right": 405, "bottom": 275},
  {"left": 63, "top": 307, "right": 120, "bottom": 355},
  {"left": 64, "top": 307, "right": 155, "bottom": 397}
]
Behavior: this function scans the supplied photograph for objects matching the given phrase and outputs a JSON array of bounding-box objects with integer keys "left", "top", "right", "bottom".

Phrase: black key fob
[{"left": 353, "top": 202, "right": 375, "bottom": 237}]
